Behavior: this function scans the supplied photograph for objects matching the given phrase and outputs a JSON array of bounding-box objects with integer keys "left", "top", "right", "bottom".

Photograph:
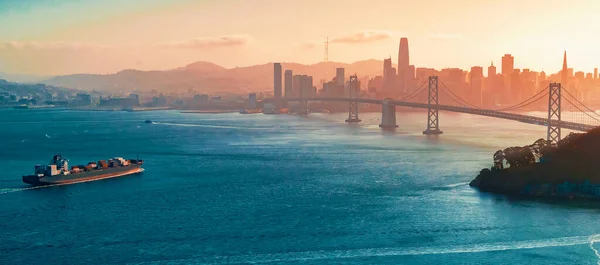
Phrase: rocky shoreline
[{"left": 470, "top": 128, "right": 600, "bottom": 199}]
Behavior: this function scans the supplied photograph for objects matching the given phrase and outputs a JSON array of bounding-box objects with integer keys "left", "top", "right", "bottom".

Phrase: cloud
[
  {"left": 158, "top": 35, "right": 252, "bottom": 49},
  {"left": 300, "top": 42, "right": 319, "bottom": 49},
  {"left": 0, "top": 41, "right": 108, "bottom": 52},
  {"left": 330, "top": 30, "right": 393, "bottom": 44},
  {"left": 300, "top": 30, "right": 394, "bottom": 48},
  {"left": 429, "top": 33, "right": 463, "bottom": 40}
]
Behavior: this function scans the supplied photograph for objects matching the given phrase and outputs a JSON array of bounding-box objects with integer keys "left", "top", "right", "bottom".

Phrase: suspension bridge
[{"left": 285, "top": 75, "right": 600, "bottom": 144}]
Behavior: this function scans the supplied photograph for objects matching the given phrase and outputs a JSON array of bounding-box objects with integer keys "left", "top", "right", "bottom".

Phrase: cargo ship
[{"left": 22, "top": 154, "right": 144, "bottom": 186}]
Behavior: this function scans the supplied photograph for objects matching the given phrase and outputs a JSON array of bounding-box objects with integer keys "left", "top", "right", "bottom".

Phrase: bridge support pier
[
  {"left": 423, "top": 76, "right": 443, "bottom": 135},
  {"left": 345, "top": 101, "right": 361, "bottom": 122},
  {"left": 299, "top": 100, "right": 309, "bottom": 115},
  {"left": 379, "top": 99, "right": 398, "bottom": 129}
]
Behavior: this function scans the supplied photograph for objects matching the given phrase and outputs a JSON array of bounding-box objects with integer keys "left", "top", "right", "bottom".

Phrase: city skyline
[{"left": 1, "top": 0, "right": 600, "bottom": 75}]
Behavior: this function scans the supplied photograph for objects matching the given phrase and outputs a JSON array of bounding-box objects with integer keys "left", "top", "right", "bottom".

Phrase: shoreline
[
  {"left": 180, "top": 110, "right": 239, "bottom": 114},
  {"left": 470, "top": 130, "right": 600, "bottom": 202}
]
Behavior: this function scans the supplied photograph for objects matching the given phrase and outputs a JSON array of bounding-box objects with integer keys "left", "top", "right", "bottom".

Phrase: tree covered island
[{"left": 470, "top": 127, "right": 600, "bottom": 198}]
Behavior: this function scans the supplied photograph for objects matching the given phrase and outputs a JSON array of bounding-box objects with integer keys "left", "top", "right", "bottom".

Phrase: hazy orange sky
[{"left": 0, "top": 0, "right": 598, "bottom": 76}]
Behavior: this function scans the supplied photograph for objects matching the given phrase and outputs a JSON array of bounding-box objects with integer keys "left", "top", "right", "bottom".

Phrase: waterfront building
[
  {"left": 75, "top": 93, "right": 92, "bottom": 105},
  {"left": 274, "top": 63, "right": 282, "bottom": 101},
  {"left": 336, "top": 68, "right": 345, "bottom": 86},
  {"left": 248, "top": 93, "right": 257, "bottom": 109},
  {"left": 284, "top": 70, "right": 293, "bottom": 98}
]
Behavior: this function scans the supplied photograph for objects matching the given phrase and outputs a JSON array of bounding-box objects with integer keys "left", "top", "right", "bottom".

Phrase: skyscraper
[
  {"left": 595, "top": 68, "right": 598, "bottom": 80},
  {"left": 471, "top": 66, "right": 484, "bottom": 79},
  {"left": 397, "top": 38, "right": 410, "bottom": 91},
  {"left": 501, "top": 54, "right": 514, "bottom": 76},
  {"left": 486, "top": 62, "right": 498, "bottom": 107},
  {"left": 336, "top": 68, "right": 345, "bottom": 86},
  {"left": 292, "top": 75, "right": 302, "bottom": 98},
  {"left": 274, "top": 63, "right": 282, "bottom": 100},
  {"left": 561, "top": 51, "right": 568, "bottom": 87},
  {"left": 470, "top": 66, "right": 484, "bottom": 106},
  {"left": 487, "top": 61, "right": 496, "bottom": 78},
  {"left": 284, "top": 70, "right": 293, "bottom": 98},
  {"left": 299, "top": 75, "right": 314, "bottom": 98},
  {"left": 383, "top": 57, "right": 396, "bottom": 92},
  {"left": 383, "top": 57, "right": 392, "bottom": 75},
  {"left": 397, "top": 38, "right": 409, "bottom": 75}
]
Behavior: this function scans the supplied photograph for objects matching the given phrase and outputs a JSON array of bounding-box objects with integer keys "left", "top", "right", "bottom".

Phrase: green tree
[{"left": 493, "top": 150, "right": 504, "bottom": 170}]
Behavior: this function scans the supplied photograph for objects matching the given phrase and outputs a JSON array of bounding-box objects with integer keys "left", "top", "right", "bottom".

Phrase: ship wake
[
  {"left": 0, "top": 169, "right": 144, "bottom": 195},
  {"left": 132, "top": 234, "right": 600, "bottom": 264},
  {"left": 153, "top": 122, "right": 266, "bottom": 131}
]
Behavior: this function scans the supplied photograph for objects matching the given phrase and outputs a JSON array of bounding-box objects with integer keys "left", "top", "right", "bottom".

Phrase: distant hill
[
  {"left": 40, "top": 60, "right": 385, "bottom": 94},
  {"left": 0, "top": 79, "right": 79, "bottom": 98},
  {"left": 0, "top": 72, "right": 50, "bottom": 83}
]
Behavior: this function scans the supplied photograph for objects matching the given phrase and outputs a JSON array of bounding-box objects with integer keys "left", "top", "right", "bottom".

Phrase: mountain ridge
[{"left": 40, "top": 60, "right": 386, "bottom": 94}]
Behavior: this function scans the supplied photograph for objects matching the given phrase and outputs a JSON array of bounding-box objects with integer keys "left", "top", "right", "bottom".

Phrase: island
[{"left": 470, "top": 127, "right": 600, "bottom": 199}]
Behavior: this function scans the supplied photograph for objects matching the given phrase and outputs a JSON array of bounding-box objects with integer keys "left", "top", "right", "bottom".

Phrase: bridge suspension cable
[
  {"left": 438, "top": 81, "right": 480, "bottom": 109},
  {"left": 495, "top": 86, "right": 549, "bottom": 112},
  {"left": 561, "top": 86, "right": 600, "bottom": 120},
  {"left": 558, "top": 86, "right": 600, "bottom": 126},
  {"left": 437, "top": 85, "right": 479, "bottom": 109},
  {"left": 561, "top": 94, "right": 600, "bottom": 125},
  {"left": 398, "top": 79, "right": 429, "bottom": 101}
]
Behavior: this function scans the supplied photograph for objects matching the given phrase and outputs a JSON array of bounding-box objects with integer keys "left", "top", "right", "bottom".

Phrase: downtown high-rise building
[
  {"left": 501, "top": 54, "right": 514, "bottom": 76},
  {"left": 274, "top": 63, "right": 282, "bottom": 100},
  {"left": 471, "top": 66, "right": 484, "bottom": 79},
  {"left": 501, "top": 54, "right": 514, "bottom": 104},
  {"left": 561, "top": 51, "right": 568, "bottom": 88},
  {"left": 336, "top": 68, "right": 345, "bottom": 86},
  {"left": 486, "top": 61, "right": 500, "bottom": 107},
  {"left": 487, "top": 61, "right": 496, "bottom": 78},
  {"left": 300, "top": 75, "right": 314, "bottom": 98},
  {"left": 292, "top": 74, "right": 314, "bottom": 98},
  {"left": 397, "top": 37, "right": 410, "bottom": 91},
  {"left": 398, "top": 38, "right": 409, "bottom": 76},
  {"left": 284, "top": 70, "right": 293, "bottom": 98},
  {"left": 470, "top": 66, "right": 484, "bottom": 106},
  {"left": 595, "top": 68, "right": 598, "bottom": 80},
  {"left": 292, "top": 75, "right": 302, "bottom": 98},
  {"left": 383, "top": 57, "right": 396, "bottom": 92}
]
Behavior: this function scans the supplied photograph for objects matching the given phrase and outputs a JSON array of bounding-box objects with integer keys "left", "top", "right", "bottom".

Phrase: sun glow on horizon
[{"left": 0, "top": 0, "right": 599, "bottom": 76}]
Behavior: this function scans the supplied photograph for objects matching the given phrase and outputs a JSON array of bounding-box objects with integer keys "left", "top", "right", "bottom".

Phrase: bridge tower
[
  {"left": 345, "top": 75, "right": 361, "bottom": 123},
  {"left": 379, "top": 98, "right": 398, "bottom": 129},
  {"left": 547, "top": 82, "right": 561, "bottom": 144},
  {"left": 423, "top": 76, "right": 443, "bottom": 135}
]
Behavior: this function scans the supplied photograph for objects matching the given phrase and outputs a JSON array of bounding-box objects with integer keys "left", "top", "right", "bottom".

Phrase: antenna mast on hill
[
  {"left": 323, "top": 36, "right": 329, "bottom": 84},
  {"left": 324, "top": 36, "right": 329, "bottom": 63}
]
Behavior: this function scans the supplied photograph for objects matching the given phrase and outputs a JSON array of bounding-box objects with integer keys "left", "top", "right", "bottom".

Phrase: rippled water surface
[{"left": 1, "top": 109, "right": 599, "bottom": 264}]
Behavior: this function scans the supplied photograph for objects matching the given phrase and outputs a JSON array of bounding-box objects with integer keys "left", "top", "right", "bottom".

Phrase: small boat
[{"left": 145, "top": 120, "right": 153, "bottom": 124}]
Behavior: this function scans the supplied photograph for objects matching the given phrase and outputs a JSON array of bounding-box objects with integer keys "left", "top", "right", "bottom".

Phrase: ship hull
[{"left": 22, "top": 164, "right": 144, "bottom": 186}]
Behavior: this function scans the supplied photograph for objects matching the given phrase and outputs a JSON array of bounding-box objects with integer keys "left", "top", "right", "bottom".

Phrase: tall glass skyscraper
[
  {"left": 274, "top": 63, "right": 282, "bottom": 100},
  {"left": 398, "top": 38, "right": 410, "bottom": 91}
]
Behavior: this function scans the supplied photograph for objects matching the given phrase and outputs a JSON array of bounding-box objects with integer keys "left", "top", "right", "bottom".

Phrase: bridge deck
[{"left": 286, "top": 97, "right": 595, "bottom": 132}]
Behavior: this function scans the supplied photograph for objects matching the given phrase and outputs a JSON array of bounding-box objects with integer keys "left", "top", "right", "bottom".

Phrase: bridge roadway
[{"left": 286, "top": 97, "right": 595, "bottom": 132}]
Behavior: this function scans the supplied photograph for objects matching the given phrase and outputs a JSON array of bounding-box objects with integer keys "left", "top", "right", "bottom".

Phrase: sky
[{"left": 0, "top": 0, "right": 599, "bottom": 76}]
